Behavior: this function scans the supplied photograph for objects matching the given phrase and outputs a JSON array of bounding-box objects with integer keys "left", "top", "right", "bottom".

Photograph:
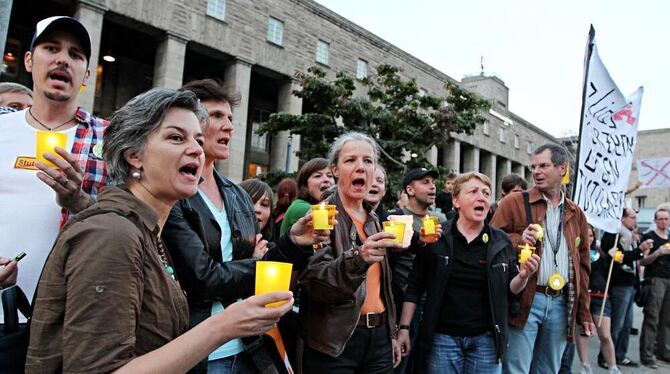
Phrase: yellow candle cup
[
  {"left": 518, "top": 243, "right": 535, "bottom": 265},
  {"left": 36, "top": 130, "right": 67, "bottom": 168},
  {"left": 383, "top": 221, "right": 405, "bottom": 245},
  {"left": 422, "top": 216, "right": 440, "bottom": 243},
  {"left": 533, "top": 224, "right": 544, "bottom": 241},
  {"left": 614, "top": 251, "right": 623, "bottom": 262},
  {"left": 311, "top": 204, "right": 336, "bottom": 230},
  {"left": 255, "top": 261, "right": 293, "bottom": 307}
]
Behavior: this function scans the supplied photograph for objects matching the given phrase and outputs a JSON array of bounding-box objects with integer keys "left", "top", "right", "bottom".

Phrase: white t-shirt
[{"left": 0, "top": 109, "right": 76, "bottom": 322}]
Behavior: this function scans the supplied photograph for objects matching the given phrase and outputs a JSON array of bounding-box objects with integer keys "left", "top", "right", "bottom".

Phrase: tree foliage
[{"left": 258, "top": 64, "right": 491, "bottom": 205}]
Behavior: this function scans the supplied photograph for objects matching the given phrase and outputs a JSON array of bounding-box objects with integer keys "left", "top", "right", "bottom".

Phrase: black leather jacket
[
  {"left": 162, "top": 171, "right": 310, "bottom": 373},
  {"left": 405, "top": 218, "right": 519, "bottom": 369}
]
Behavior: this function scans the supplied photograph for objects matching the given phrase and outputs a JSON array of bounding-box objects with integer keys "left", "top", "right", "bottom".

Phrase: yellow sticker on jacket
[
  {"left": 575, "top": 237, "right": 581, "bottom": 247},
  {"left": 482, "top": 233, "right": 489, "bottom": 243},
  {"left": 92, "top": 142, "right": 103, "bottom": 158},
  {"left": 14, "top": 156, "right": 38, "bottom": 170}
]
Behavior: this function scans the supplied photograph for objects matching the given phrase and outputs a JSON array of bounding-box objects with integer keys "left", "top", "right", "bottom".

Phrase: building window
[
  {"left": 527, "top": 142, "right": 532, "bottom": 154},
  {"left": 636, "top": 195, "right": 647, "bottom": 208},
  {"left": 514, "top": 135, "right": 519, "bottom": 149},
  {"left": 419, "top": 88, "right": 428, "bottom": 97},
  {"left": 482, "top": 121, "right": 490, "bottom": 135},
  {"left": 207, "top": 0, "right": 226, "bottom": 20},
  {"left": 356, "top": 59, "right": 368, "bottom": 80},
  {"left": 316, "top": 40, "right": 329, "bottom": 65},
  {"left": 499, "top": 128, "right": 506, "bottom": 143},
  {"left": 266, "top": 17, "right": 284, "bottom": 46}
]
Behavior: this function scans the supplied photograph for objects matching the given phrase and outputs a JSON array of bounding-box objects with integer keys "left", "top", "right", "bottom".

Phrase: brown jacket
[
  {"left": 490, "top": 187, "right": 592, "bottom": 341},
  {"left": 26, "top": 187, "right": 189, "bottom": 373},
  {"left": 298, "top": 190, "right": 397, "bottom": 357}
]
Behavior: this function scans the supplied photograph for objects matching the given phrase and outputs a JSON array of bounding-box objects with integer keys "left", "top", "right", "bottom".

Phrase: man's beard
[{"left": 44, "top": 91, "right": 72, "bottom": 102}]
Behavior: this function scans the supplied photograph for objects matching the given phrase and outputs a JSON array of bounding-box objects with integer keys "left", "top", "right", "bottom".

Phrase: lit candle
[
  {"left": 36, "top": 130, "right": 67, "bottom": 168},
  {"left": 255, "top": 261, "right": 293, "bottom": 307},
  {"left": 534, "top": 224, "right": 544, "bottom": 241},
  {"left": 311, "top": 204, "right": 334, "bottom": 230},
  {"left": 383, "top": 221, "right": 405, "bottom": 245},
  {"left": 519, "top": 243, "right": 535, "bottom": 265},
  {"left": 423, "top": 216, "right": 436, "bottom": 236},
  {"left": 614, "top": 250, "right": 624, "bottom": 263}
]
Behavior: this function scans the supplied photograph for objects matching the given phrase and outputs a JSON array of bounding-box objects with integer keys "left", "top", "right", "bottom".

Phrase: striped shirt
[{"left": 537, "top": 192, "right": 570, "bottom": 286}]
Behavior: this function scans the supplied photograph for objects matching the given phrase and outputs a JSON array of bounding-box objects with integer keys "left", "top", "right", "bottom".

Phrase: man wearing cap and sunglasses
[{"left": 0, "top": 16, "right": 109, "bottom": 349}]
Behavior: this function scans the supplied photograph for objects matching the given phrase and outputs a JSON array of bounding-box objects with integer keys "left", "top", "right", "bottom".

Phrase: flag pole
[
  {"left": 572, "top": 25, "right": 596, "bottom": 198},
  {"left": 598, "top": 231, "right": 620, "bottom": 327}
]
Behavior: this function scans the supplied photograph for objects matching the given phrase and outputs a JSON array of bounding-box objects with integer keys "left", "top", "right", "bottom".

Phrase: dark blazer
[{"left": 405, "top": 218, "right": 519, "bottom": 368}]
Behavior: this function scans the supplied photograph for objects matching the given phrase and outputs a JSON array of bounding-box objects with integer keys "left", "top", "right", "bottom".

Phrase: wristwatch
[{"left": 399, "top": 324, "right": 410, "bottom": 331}]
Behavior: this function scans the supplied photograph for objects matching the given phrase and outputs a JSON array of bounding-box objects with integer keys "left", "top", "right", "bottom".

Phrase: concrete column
[
  {"left": 496, "top": 157, "right": 511, "bottom": 200},
  {"left": 514, "top": 163, "right": 525, "bottom": 178},
  {"left": 153, "top": 31, "right": 188, "bottom": 89},
  {"left": 426, "top": 146, "right": 438, "bottom": 167},
  {"left": 271, "top": 79, "right": 303, "bottom": 173},
  {"left": 75, "top": 1, "right": 106, "bottom": 112},
  {"left": 444, "top": 138, "right": 460, "bottom": 173},
  {"left": 462, "top": 146, "right": 480, "bottom": 172},
  {"left": 216, "top": 58, "right": 252, "bottom": 182},
  {"left": 481, "top": 153, "right": 497, "bottom": 199},
  {"left": 0, "top": 0, "right": 13, "bottom": 70}
]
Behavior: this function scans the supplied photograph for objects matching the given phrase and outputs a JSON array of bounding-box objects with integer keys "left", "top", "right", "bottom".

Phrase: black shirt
[
  {"left": 435, "top": 191, "right": 453, "bottom": 216},
  {"left": 436, "top": 222, "right": 492, "bottom": 337},
  {"left": 642, "top": 231, "right": 670, "bottom": 279},
  {"left": 600, "top": 232, "right": 644, "bottom": 288}
]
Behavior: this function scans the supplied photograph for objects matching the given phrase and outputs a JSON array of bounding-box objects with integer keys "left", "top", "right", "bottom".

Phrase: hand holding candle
[
  {"left": 36, "top": 130, "right": 67, "bottom": 168},
  {"left": 519, "top": 243, "right": 535, "bottom": 265},
  {"left": 311, "top": 204, "right": 336, "bottom": 230},
  {"left": 383, "top": 221, "right": 405, "bottom": 245},
  {"left": 421, "top": 216, "right": 440, "bottom": 244},
  {"left": 255, "top": 261, "right": 293, "bottom": 307},
  {"left": 613, "top": 250, "right": 624, "bottom": 263}
]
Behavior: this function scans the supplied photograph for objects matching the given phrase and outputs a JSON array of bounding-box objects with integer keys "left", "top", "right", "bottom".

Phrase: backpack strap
[{"left": 523, "top": 191, "right": 532, "bottom": 226}]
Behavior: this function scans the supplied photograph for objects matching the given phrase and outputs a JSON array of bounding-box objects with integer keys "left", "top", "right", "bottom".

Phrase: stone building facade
[{"left": 2, "top": 0, "right": 559, "bottom": 198}]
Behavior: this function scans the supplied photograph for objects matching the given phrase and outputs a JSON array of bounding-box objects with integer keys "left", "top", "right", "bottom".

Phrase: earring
[{"left": 132, "top": 170, "right": 141, "bottom": 180}]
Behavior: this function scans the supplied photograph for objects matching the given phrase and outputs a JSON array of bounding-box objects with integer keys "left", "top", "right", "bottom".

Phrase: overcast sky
[{"left": 315, "top": 0, "right": 668, "bottom": 138}]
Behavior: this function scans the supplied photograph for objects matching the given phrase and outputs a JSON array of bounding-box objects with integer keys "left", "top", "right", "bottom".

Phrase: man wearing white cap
[{"left": 0, "top": 16, "right": 110, "bottom": 330}]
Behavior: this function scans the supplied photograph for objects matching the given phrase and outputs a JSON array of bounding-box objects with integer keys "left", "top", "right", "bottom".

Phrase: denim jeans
[
  {"left": 427, "top": 331, "right": 501, "bottom": 374},
  {"left": 559, "top": 342, "right": 575, "bottom": 374},
  {"left": 609, "top": 286, "right": 635, "bottom": 361},
  {"left": 207, "top": 351, "right": 256, "bottom": 373},
  {"left": 504, "top": 293, "right": 568, "bottom": 374}
]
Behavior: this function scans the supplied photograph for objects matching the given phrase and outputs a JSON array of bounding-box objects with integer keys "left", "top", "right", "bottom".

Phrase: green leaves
[{"left": 257, "top": 64, "right": 491, "bottom": 207}]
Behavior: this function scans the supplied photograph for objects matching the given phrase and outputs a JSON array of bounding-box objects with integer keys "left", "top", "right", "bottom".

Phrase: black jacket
[
  {"left": 162, "top": 171, "right": 311, "bottom": 373},
  {"left": 405, "top": 219, "right": 519, "bottom": 369},
  {"left": 600, "top": 232, "right": 644, "bottom": 288}
]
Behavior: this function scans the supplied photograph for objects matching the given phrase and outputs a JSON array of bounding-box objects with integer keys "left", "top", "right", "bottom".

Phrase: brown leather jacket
[
  {"left": 490, "top": 187, "right": 593, "bottom": 341},
  {"left": 298, "top": 190, "right": 397, "bottom": 357}
]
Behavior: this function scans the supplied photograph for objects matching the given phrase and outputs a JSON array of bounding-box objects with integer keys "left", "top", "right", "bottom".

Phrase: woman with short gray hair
[
  {"left": 299, "top": 131, "right": 402, "bottom": 373},
  {"left": 27, "top": 88, "right": 294, "bottom": 373}
]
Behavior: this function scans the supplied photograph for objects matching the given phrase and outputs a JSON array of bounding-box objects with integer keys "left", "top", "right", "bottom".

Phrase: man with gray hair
[
  {"left": 491, "top": 143, "right": 594, "bottom": 373},
  {"left": 0, "top": 16, "right": 110, "bottom": 337},
  {"left": 0, "top": 82, "right": 33, "bottom": 114}
]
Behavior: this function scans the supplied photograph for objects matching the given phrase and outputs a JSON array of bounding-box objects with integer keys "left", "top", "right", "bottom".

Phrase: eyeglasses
[{"left": 530, "top": 162, "right": 555, "bottom": 171}]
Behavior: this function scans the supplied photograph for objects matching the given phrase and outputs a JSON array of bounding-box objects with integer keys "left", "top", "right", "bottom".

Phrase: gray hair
[
  {"left": 533, "top": 143, "right": 568, "bottom": 166},
  {"left": 328, "top": 131, "right": 380, "bottom": 166},
  {"left": 0, "top": 82, "right": 32, "bottom": 97},
  {"left": 104, "top": 88, "right": 207, "bottom": 184}
]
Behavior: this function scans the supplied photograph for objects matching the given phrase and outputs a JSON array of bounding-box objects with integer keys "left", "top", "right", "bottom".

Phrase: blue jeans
[
  {"left": 505, "top": 293, "right": 568, "bottom": 374},
  {"left": 427, "top": 331, "right": 501, "bottom": 374},
  {"left": 559, "top": 342, "right": 575, "bottom": 374},
  {"left": 207, "top": 352, "right": 256, "bottom": 373},
  {"left": 609, "top": 286, "right": 635, "bottom": 361}
]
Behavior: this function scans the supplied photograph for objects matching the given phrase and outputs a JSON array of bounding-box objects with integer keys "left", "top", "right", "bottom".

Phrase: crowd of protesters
[{"left": 2, "top": 15, "right": 670, "bottom": 374}]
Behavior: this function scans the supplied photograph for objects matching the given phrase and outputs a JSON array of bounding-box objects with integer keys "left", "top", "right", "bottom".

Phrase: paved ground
[{"left": 569, "top": 305, "right": 670, "bottom": 373}]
